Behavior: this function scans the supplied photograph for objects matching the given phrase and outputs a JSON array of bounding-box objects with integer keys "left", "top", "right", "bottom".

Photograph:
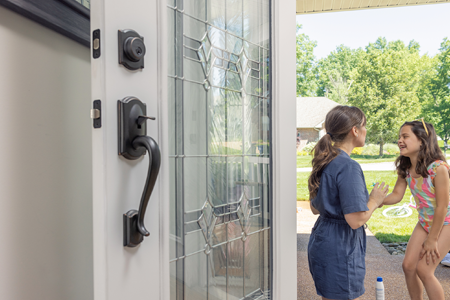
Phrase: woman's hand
[
  {"left": 369, "top": 182, "right": 389, "bottom": 207},
  {"left": 419, "top": 237, "right": 440, "bottom": 265}
]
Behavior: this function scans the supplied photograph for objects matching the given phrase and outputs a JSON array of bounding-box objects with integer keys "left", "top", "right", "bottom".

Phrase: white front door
[
  {"left": 90, "top": 0, "right": 169, "bottom": 299},
  {"left": 90, "top": 0, "right": 297, "bottom": 299}
]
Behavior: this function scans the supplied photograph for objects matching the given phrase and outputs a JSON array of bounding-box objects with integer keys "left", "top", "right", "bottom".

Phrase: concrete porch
[{"left": 296, "top": 201, "right": 450, "bottom": 299}]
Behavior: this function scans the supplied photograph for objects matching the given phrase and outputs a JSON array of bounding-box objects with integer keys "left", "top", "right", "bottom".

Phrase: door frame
[
  {"left": 157, "top": 0, "right": 170, "bottom": 298},
  {"left": 270, "top": 0, "right": 298, "bottom": 299}
]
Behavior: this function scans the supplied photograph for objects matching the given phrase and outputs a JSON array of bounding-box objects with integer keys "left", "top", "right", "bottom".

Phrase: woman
[{"left": 307, "top": 106, "right": 388, "bottom": 300}]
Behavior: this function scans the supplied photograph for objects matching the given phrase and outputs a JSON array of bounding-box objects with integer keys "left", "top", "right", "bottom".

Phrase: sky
[{"left": 296, "top": 3, "right": 450, "bottom": 60}]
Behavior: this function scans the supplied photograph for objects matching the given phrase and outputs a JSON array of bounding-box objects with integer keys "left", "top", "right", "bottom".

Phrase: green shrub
[
  {"left": 384, "top": 143, "right": 400, "bottom": 155},
  {"left": 360, "top": 143, "right": 399, "bottom": 156},
  {"left": 297, "top": 151, "right": 309, "bottom": 156},
  {"left": 302, "top": 142, "right": 317, "bottom": 153},
  {"left": 361, "top": 144, "right": 379, "bottom": 156},
  {"left": 352, "top": 147, "right": 363, "bottom": 155}
]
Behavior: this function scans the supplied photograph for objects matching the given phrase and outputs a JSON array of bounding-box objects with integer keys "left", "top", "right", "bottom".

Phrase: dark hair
[
  {"left": 308, "top": 105, "right": 366, "bottom": 199},
  {"left": 395, "top": 121, "right": 447, "bottom": 179}
]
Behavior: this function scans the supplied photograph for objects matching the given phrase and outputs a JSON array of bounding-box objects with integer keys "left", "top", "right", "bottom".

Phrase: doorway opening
[{"left": 295, "top": 3, "right": 450, "bottom": 298}]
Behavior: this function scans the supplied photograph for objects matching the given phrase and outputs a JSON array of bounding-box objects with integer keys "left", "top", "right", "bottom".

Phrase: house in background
[{"left": 296, "top": 97, "right": 339, "bottom": 150}]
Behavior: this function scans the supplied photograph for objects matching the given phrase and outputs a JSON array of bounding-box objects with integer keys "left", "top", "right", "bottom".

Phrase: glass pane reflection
[{"left": 168, "top": 0, "right": 271, "bottom": 298}]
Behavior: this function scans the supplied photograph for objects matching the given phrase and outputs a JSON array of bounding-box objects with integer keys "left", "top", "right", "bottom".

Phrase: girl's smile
[{"left": 398, "top": 125, "right": 422, "bottom": 157}]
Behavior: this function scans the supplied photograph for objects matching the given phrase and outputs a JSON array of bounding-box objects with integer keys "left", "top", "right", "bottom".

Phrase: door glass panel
[{"left": 168, "top": 0, "right": 271, "bottom": 299}]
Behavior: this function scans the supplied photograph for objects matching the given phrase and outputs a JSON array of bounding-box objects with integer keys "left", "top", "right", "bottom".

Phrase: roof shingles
[{"left": 296, "top": 97, "right": 339, "bottom": 128}]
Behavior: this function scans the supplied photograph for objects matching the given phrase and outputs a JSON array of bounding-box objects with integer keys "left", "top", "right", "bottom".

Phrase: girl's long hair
[
  {"left": 308, "top": 106, "right": 366, "bottom": 199},
  {"left": 395, "top": 121, "right": 446, "bottom": 178}
]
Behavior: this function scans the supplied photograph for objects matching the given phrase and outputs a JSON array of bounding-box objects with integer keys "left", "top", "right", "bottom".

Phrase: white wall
[{"left": 0, "top": 6, "right": 93, "bottom": 300}]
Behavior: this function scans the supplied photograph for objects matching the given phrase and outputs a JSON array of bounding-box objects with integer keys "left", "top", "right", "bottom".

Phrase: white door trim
[
  {"left": 156, "top": 0, "right": 170, "bottom": 298},
  {"left": 271, "top": 0, "right": 298, "bottom": 299}
]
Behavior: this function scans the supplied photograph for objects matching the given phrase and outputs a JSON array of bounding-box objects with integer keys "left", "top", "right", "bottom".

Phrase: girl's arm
[
  {"left": 382, "top": 175, "right": 407, "bottom": 205},
  {"left": 420, "top": 165, "right": 450, "bottom": 265}
]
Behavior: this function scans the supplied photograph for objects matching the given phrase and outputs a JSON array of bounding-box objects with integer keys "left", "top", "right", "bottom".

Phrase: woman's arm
[
  {"left": 344, "top": 182, "right": 389, "bottom": 230},
  {"left": 310, "top": 201, "right": 320, "bottom": 215},
  {"left": 420, "top": 165, "right": 450, "bottom": 264},
  {"left": 383, "top": 175, "right": 407, "bottom": 205}
]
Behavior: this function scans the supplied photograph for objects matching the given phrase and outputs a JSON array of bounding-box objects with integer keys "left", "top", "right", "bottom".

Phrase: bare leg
[
  {"left": 402, "top": 223, "right": 427, "bottom": 300},
  {"left": 416, "top": 225, "right": 450, "bottom": 300}
]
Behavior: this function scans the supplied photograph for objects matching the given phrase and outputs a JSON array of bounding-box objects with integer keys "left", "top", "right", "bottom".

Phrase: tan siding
[
  {"left": 360, "top": 0, "right": 372, "bottom": 7},
  {"left": 297, "top": 0, "right": 305, "bottom": 13},
  {"left": 341, "top": 0, "right": 353, "bottom": 9},
  {"left": 323, "top": 0, "right": 334, "bottom": 10},
  {"left": 332, "top": 0, "right": 343, "bottom": 9},
  {"left": 306, "top": 0, "right": 315, "bottom": 12},
  {"left": 297, "top": 0, "right": 450, "bottom": 13},
  {"left": 351, "top": 0, "right": 359, "bottom": 8}
]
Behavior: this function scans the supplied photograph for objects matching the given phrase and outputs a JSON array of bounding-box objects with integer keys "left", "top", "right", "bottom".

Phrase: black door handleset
[{"left": 118, "top": 97, "right": 161, "bottom": 247}]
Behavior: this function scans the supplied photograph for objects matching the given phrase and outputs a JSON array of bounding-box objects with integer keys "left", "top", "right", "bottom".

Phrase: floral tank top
[{"left": 406, "top": 160, "right": 450, "bottom": 233}]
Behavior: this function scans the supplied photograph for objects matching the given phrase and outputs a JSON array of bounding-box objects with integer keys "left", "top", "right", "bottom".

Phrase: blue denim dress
[{"left": 308, "top": 151, "right": 369, "bottom": 300}]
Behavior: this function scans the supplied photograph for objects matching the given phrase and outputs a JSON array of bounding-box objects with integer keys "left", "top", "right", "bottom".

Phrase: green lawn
[
  {"left": 352, "top": 154, "right": 397, "bottom": 164},
  {"left": 297, "top": 155, "right": 396, "bottom": 169},
  {"left": 297, "top": 156, "right": 313, "bottom": 168},
  {"left": 297, "top": 170, "right": 418, "bottom": 243},
  {"left": 364, "top": 171, "right": 417, "bottom": 243}
]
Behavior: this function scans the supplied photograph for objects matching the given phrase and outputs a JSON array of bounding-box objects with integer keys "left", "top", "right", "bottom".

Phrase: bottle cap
[{"left": 377, "top": 277, "right": 383, "bottom": 282}]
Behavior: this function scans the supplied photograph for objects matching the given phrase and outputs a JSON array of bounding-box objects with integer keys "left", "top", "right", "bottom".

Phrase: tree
[
  {"left": 296, "top": 25, "right": 318, "bottom": 97},
  {"left": 316, "top": 45, "right": 364, "bottom": 104},
  {"left": 421, "top": 38, "right": 450, "bottom": 154},
  {"left": 348, "top": 38, "right": 431, "bottom": 156}
]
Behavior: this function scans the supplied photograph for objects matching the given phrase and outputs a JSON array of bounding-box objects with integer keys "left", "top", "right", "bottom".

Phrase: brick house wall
[{"left": 297, "top": 128, "right": 319, "bottom": 150}]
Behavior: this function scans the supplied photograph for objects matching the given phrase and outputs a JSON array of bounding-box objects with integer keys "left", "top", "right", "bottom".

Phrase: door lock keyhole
[
  {"left": 124, "top": 37, "right": 146, "bottom": 62},
  {"left": 118, "top": 29, "right": 146, "bottom": 70}
]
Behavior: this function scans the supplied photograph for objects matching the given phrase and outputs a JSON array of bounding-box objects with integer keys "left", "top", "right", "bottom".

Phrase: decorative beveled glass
[{"left": 168, "top": 1, "right": 271, "bottom": 299}]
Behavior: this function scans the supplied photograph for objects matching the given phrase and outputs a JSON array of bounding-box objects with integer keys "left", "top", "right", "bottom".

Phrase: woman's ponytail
[
  {"left": 308, "top": 134, "right": 340, "bottom": 199},
  {"left": 307, "top": 106, "right": 366, "bottom": 199}
]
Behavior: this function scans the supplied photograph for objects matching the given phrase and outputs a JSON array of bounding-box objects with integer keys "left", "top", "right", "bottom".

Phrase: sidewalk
[
  {"left": 297, "top": 161, "right": 396, "bottom": 172},
  {"left": 298, "top": 153, "right": 450, "bottom": 173},
  {"left": 296, "top": 201, "right": 450, "bottom": 299}
]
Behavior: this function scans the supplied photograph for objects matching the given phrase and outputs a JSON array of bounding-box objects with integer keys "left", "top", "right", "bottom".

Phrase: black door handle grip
[
  {"left": 119, "top": 97, "right": 161, "bottom": 247},
  {"left": 132, "top": 135, "right": 161, "bottom": 237}
]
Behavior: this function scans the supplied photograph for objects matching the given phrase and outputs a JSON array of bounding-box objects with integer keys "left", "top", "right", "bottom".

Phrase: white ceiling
[{"left": 296, "top": 0, "right": 450, "bottom": 14}]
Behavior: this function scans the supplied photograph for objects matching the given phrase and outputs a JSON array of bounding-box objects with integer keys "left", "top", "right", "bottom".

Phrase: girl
[
  {"left": 382, "top": 120, "right": 450, "bottom": 300},
  {"left": 308, "top": 106, "right": 388, "bottom": 300}
]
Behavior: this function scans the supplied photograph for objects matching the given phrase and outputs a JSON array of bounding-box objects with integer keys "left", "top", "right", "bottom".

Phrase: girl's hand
[
  {"left": 369, "top": 182, "right": 389, "bottom": 207},
  {"left": 419, "top": 238, "right": 440, "bottom": 265}
]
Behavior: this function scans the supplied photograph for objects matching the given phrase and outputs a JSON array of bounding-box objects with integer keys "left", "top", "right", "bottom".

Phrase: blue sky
[{"left": 296, "top": 3, "right": 450, "bottom": 60}]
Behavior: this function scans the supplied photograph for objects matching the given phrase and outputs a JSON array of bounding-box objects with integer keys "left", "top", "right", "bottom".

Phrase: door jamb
[
  {"left": 157, "top": 0, "right": 170, "bottom": 298},
  {"left": 271, "top": 0, "right": 298, "bottom": 299}
]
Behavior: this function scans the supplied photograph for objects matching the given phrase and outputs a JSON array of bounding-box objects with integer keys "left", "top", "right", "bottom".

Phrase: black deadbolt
[
  {"left": 124, "top": 37, "right": 146, "bottom": 62},
  {"left": 118, "top": 29, "right": 146, "bottom": 70}
]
